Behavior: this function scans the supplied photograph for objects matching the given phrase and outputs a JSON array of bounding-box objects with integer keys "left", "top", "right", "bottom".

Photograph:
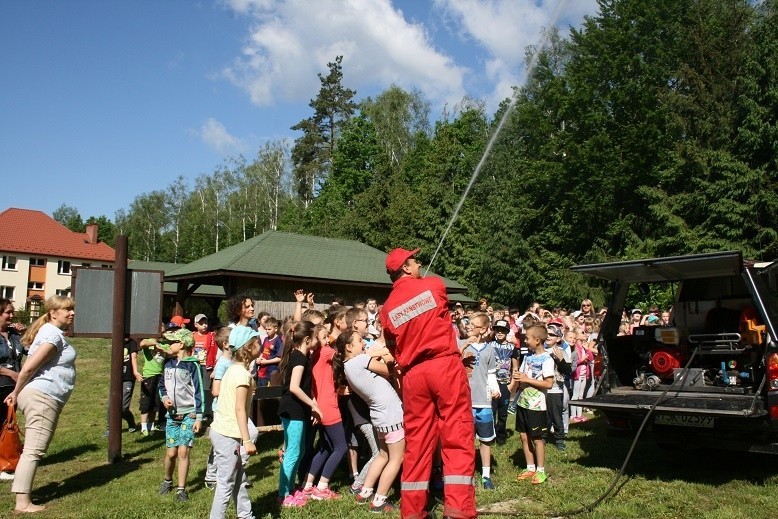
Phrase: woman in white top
[{"left": 4, "top": 295, "right": 76, "bottom": 514}]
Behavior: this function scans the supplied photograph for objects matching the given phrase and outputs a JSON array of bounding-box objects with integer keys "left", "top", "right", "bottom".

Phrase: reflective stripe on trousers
[{"left": 401, "top": 355, "right": 476, "bottom": 519}]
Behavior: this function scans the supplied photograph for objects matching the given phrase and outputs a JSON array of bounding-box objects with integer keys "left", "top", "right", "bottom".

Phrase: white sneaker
[{"left": 0, "top": 472, "right": 14, "bottom": 481}]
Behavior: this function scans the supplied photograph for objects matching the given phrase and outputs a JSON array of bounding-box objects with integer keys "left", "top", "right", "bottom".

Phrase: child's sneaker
[
  {"left": 301, "top": 487, "right": 316, "bottom": 498},
  {"left": 281, "top": 493, "right": 307, "bottom": 507},
  {"left": 355, "top": 493, "right": 372, "bottom": 504},
  {"left": 141, "top": 429, "right": 149, "bottom": 437},
  {"left": 481, "top": 476, "right": 495, "bottom": 490},
  {"left": 516, "top": 469, "right": 536, "bottom": 481},
  {"left": 204, "top": 480, "right": 216, "bottom": 490},
  {"left": 158, "top": 480, "right": 173, "bottom": 495},
  {"left": 370, "top": 501, "right": 396, "bottom": 513},
  {"left": 531, "top": 471, "right": 548, "bottom": 485},
  {"left": 349, "top": 484, "right": 362, "bottom": 495},
  {"left": 175, "top": 489, "right": 189, "bottom": 501},
  {"left": 311, "top": 487, "right": 340, "bottom": 500}
]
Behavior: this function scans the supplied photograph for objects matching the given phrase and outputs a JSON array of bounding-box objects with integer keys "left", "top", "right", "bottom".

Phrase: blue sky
[{"left": 0, "top": 0, "right": 597, "bottom": 222}]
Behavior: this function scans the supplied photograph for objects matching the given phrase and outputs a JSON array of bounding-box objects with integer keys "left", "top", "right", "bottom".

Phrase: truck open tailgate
[{"left": 574, "top": 388, "right": 765, "bottom": 418}]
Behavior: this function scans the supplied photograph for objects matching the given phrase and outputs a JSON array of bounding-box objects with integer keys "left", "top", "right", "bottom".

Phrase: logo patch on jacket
[{"left": 388, "top": 290, "right": 436, "bottom": 328}]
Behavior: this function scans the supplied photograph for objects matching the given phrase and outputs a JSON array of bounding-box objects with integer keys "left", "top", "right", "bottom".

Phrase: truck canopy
[{"left": 570, "top": 251, "right": 744, "bottom": 283}]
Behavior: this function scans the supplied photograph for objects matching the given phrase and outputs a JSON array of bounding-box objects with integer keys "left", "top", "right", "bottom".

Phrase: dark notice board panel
[{"left": 72, "top": 267, "right": 163, "bottom": 338}]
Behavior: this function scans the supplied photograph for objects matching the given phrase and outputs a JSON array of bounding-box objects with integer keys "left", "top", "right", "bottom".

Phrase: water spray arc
[{"left": 424, "top": 0, "right": 572, "bottom": 276}]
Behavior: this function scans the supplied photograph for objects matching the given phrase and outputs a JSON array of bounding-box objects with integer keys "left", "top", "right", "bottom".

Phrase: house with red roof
[{"left": 0, "top": 208, "right": 115, "bottom": 317}]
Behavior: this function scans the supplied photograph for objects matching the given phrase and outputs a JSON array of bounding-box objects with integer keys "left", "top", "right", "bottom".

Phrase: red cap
[
  {"left": 169, "top": 315, "right": 190, "bottom": 327},
  {"left": 385, "top": 247, "right": 420, "bottom": 273}
]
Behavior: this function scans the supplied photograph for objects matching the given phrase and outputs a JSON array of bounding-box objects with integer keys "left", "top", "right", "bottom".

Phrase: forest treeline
[{"left": 54, "top": 0, "right": 778, "bottom": 310}]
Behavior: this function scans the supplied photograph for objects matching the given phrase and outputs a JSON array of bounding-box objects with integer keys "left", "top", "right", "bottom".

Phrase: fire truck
[{"left": 572, "top": 251, "right": 778, "bottom": 453}]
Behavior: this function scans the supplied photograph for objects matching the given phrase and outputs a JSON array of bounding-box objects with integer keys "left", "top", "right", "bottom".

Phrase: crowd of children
[{"left": 108, "top": 294, "right": 644, "bottom": 517}]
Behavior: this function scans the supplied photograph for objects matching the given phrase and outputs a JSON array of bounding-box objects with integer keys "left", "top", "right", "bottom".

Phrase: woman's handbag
[{"left": 0, "top": 406, "right": 23, "bottom": 472}]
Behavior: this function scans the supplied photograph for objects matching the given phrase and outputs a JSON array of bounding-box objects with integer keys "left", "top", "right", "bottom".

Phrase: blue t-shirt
[{"left": 211, "top": 356, "right": 233, "bottom": 412}]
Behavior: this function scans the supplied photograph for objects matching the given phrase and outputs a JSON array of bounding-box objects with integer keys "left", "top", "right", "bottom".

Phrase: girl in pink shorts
[{"left": 333, "top": 331, "right": 405, "bottom": 513}]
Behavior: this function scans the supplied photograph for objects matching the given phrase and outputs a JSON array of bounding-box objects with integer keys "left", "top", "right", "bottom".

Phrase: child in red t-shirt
[{"left": 193, "top": 314, "right": 217, "bottom": 418}]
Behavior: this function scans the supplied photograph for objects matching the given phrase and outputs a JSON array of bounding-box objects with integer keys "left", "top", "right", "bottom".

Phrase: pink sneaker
[
  {"left": 311, "top": 487, "right": 341, "bottom": 500},
  {"left": 281, "top": 494, "right": 307, "bottom": 507}
]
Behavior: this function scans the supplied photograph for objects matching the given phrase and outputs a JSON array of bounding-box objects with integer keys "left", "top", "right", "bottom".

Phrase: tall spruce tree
[{"left": 290, "top": 56, "right": 357, "bottom": 207}]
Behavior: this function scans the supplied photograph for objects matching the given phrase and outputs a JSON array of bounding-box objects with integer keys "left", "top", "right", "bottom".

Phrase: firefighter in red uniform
[{"left": 379, "top": 248, "right": 476, "bottom": 519}]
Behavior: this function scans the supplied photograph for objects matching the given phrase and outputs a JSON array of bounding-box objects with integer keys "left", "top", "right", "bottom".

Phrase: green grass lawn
[{"left": 1, "top": 338, "right": 777, "bottom": 518}]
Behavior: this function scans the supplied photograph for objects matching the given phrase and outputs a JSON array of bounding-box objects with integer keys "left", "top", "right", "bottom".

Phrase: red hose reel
[{"left": 650, "top": 347, "right": 685, "bottom": 379}]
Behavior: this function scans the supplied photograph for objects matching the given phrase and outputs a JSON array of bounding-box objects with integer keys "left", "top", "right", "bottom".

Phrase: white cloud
[
  {"left": 434, "top": 0, "right": 599, "bottom": 107},
  {"left": 221, "top": 0, "right": 469, "bottom": 108},
  {"left": 220, "top": 0, "right": 599, "bottom": 113},
  {"left": 196, "top": 118, "right": 247, "bottom": 155}
]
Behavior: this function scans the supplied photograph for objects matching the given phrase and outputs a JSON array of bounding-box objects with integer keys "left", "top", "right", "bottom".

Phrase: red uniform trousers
[{"left": 400, "top": 354, "right": 476, "bottom": 519}]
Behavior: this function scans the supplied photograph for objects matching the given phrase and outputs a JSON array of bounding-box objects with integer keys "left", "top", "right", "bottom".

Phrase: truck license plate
[{"left": 654, "top": 414, "right": 714, "bottom": 428}]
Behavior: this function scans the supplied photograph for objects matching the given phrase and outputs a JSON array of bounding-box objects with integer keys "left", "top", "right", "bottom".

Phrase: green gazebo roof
[{"left": 161, "top": 231, "right": 467, "bottom": 292}]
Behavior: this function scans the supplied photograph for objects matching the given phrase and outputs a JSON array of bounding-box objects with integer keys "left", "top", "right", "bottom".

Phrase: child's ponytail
[
  {"left": 278, "top": 320, "right": 316, "bottom": 380},
  {"left": 331, "top": 331, "right": 356, "bottom": 389}
]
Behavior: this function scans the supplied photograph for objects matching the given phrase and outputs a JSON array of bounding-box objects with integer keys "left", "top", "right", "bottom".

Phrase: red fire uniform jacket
[{"left": 379, "top": 275, "right": 459, "bottom": 371}]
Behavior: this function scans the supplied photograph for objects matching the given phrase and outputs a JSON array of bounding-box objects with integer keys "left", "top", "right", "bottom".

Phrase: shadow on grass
[
  {"left": 572, "top": 416, "right": 777, "bottom": 485},
  {"left": 40, "top": 444, "right": 101, "bottom": 467},
  {"left": 35, "top": 456, "right": 155, "bottom": 505},
  {"left": 34, "top": 434, "right": 167, "bottom": 505}
]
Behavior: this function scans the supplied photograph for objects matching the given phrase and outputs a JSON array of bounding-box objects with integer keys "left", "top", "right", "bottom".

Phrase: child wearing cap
[
  {"left": 489, "top": 318, "right": 514, "bottom": 445},
  {"left": 138, "top": 323, "right": 171, "bottom": 435},
  {"left": 193, "top": 314, "right": 217, "bottom": 420},
  {"left": 208, "top": 326, "right": 261, "bottom": 519},
  {"left": 544, "top": 324, "right": 572, "bottom": 450},
  {"left": 157, "top": 328, "right": 205, "bottom": 502}
]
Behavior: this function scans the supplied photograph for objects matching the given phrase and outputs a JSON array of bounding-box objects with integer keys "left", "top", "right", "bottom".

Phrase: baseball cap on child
[
  {"left": 548, "top": 317, "right": 565, "bottom": 327},
  {"left": 169, "top": 315, "right": 190, "bottom": 327},
  {"left": 547, "top": 324, "right": 564, "bottom": 337},
  {"left": 493, "top": 319, "right": 510, "bottom": 332},
  {"left": 229, "top": 326, "right": 261, "bottom": 351},
  {"left": 194, "top": 313, "right": 208, "bottom": 324},
  {"left": 161, "top": 328, "right": 194, "bottom": 349}
]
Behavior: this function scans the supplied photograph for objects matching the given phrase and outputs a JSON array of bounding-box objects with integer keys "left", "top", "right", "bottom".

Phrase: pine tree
[{"left": 290, "top": 56, "right": 357, "bottom": 207}]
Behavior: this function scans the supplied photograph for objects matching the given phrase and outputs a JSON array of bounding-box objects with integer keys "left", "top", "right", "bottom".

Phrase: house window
[
  {"left": 28, "top": 297, "right": 42, "bottom": 320},
  {"left": 28, "top": 282, "right": 44, "bottom": 291},
  {"left": 57, "top": 260, "right": 71, "bottom": 275},
  {"left": 0, "top": 286, "right": 14, "bottom": 300},
  {"left": 101, "top": 264, "right": 110, "bottom": 268},
  {"left": 81, "top": 263, "right": 91, "bottom": 268},
  {"left": 2, "top": 256, "right": 17, "bottom": 271},
  {"left": 56, "top": 288, "right": 71, "bottom": 297},
  {"left": 29, "top": 257, "right": 45, "bottom": 267}
]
